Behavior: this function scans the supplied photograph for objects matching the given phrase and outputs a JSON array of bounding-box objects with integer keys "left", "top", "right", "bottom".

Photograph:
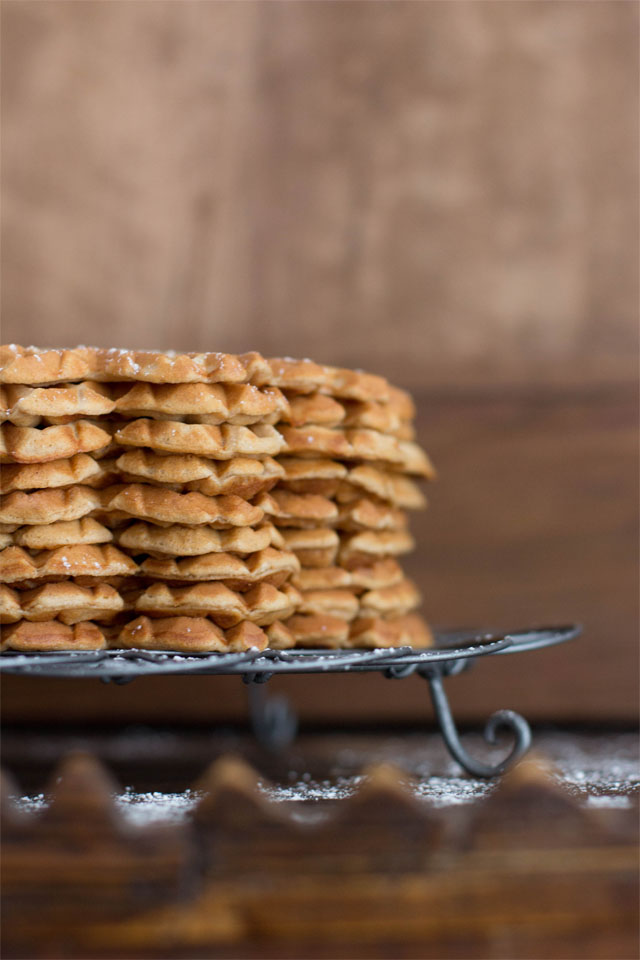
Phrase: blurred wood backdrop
[{"left": 1, "top": 1, "right": 638, "bottom": 723}]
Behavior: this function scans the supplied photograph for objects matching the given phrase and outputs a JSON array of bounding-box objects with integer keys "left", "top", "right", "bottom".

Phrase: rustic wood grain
[
  {"left": 2, "top": 753, "right": 638, "bottom": 960},
  {"left": 1, "top": 1, "right": 637, "bottom": 389}
]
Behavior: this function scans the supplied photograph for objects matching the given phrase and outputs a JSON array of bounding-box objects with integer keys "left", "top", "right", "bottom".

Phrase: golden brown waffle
[
  {"left": 336, "top": 465, "right": 427, "bottom": 510},
  {"left": 342, "top": 406, "right": 414, "bottom": 440},
  {"left": 278, "top": 426, "right": 433, "bottom": 475},
  {"left": 116, "top": 521, "right": 283, "bottom": 557},
  {"left": 0, "top": 614, "right": 271, "bottom": 652},
  {"left": 0, "top": 345, "right": 434, "bottom": 653},
  {"left": 0, "top": 347, "right": 410, "bottom": 405},
  {"left": 0, "top": 345, "right": 270, "bottom": 385},
  {"left": 114, "top": 382, "right": 289, "bottom": 424},
  {"left": 115, "top": 420, "right": 284, "bottom": 459},
  {"left": 282, "top": 528, "right": 413, "bottom": 568},
  {"left": 335, "top": 499, "right": 408, "bottom": 532},
  {"left": 257, "top": 490, "right": 408, "bottom": 532},
  {"left": 278, "top": 460, "right": 429, "bottom": 506},
  {"left": 0, "top": 454, "right": 104, "bottom": 494},
  {"left": 0, "top": 346, "right": 100, "bottom": 386},
  {"left": 117, "top": 616, "right": 267, "bottom": 652},
  {"left": 279, "top": 529, "right": 340, "bottom": 568},
  {"left": 10, "top": 518, "right": 113, "bottom": 550},
  {"left": 1, "top": 619, "right": 107, "bottom": 651},
  {"left": 0, "top": 585, "right": 21, "bottom": 622},
  {"left": 338, "top": 530, "right": 415, "bottom": 568},
  {"left": 255, "top": 358, "right": 391, "bottom": 402},
  {"left": 0, "top": 421, "right": 111, "bottom": 463},
  {"left": 267, "top": 612, "right": 432, "bottom": 649},
  {"left": 1, "top": 582, "right": 123, "bottom": 624},
  {"left": 291, "top": 558, "right": 404, "bottom": 593},
  {"left": 256, "top": 490, "right": 338, "bottom": 528},
  {"left": 0, "top": 382, "right": 115, "bottom": 425},
  {"left": 349, "top": 614, "right": 433, "bottom": 648},
  {"left": 139, "top": 547, "right": 299, "bottom": 590},
  {"left": 282, "top": 394, "right": 345, "bottom": 428},
  {"left": 0, "top": 486, "right": 103, "bottom": 526},
  {"left": 115, "top": 450, "right": 284, "bottom": 497},
  {"left": 295, "top": 579, "right": 420, "bottom": 621},
  {"left": 128, "top": 581, "right": 299, "bottom": 628},
  {"left": 0, "top": 544, "right": 138, "bottom": 586},
  {"left": 357, "top": 580, "right": 421, "bottom": 618},
  {"left": 294, "top": 590, "right": 359, "bottom": 622},
  {"left": 104, "top": 484, "right": 264, "bottom": 528},
  {"left": 267, "top": 614, "right": 349, "bottom": 648},
  {"left": 279, "top": 391, "right": 414, "bottom": 437},
  {"left": 277, "top": 458, "right": 348, "bottom": 496}
]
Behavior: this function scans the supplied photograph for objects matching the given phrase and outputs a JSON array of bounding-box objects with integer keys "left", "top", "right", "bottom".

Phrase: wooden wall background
[{"left": 1, "top": 1, "right": 638, "bottom": 723}]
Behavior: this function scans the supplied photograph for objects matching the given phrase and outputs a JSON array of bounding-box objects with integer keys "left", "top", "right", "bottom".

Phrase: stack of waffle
[{"left": 0, "top": 346, "right": 435, "bottom": 653}]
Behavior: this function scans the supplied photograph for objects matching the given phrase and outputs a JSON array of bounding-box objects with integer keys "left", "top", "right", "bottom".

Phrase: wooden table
[{"left": 2, "top": 728, "right": 638, "bottom": 959}]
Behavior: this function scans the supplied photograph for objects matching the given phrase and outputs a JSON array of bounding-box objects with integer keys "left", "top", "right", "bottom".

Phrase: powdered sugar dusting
[{"left": 8, "top": 732, "right": 638, "bottom": 825}]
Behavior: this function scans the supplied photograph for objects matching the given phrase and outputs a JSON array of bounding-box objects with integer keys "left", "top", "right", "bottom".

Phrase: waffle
[
  {"left": 128, "top": 581, "right": 299, "bottom": 628},
  {"left": 0, "top": 346, "right": 407, "bottom": 403},
  {"left": 257, "top": 490, "right": 408, "bottom": 532},
  {"left": 0, "top": 619, "right": 107, "bottom": 651},
  {"left": 278, "top": 460, "right": 428, "bottom": 506},
  {"left": 117, "top": 616, "right": 267, "bottom": 652},
  {"left": 115, "top": 450, "right": 284, "bottom": 497},
  {"left": 0, "top": 382, "right": 115, "bottom": 426},
  {"left": 0, "top": 544, "right": 138, "bottom": 587},
  {"left": 296, "top": 578, "right": 420, "bottom": 621},
  {"left": 279, "top": 426, "right": 433, "bottom": 475},
  {"left": 0, "top": 454, "right": 104, "bottom": 494},
  {"left": 0, "top": 486, "right": 103, "bottom": 526},
  {"left": 0, "top": 346, "right": 100, "bottom": 386},
  {"left": 338, "top": 530, "right": 415, "bottom": 567},
  {"left": 1, "top": 582, "right": 123, "bottom": 624},
  {"left": 0, "top": 614, "right": 270, "bottom": 652},
  {"left": 278, "top": 458, "right": 348, "bottom": 496},
  {"left": 282, "top": 387, "right": 413, "bottom": 431},
  {"left": 0, "top": 421, "right": 111, "bottom": 463},
  {"left": 282, "top": 394, "right": 345, "bottom": 428},
  {"left": 360, "top": 580, "right": 421, "bottom": 618},
  {"left": 116, "top": 521, "right": 283, "bottom": 557},
  {"left": 104, "top": 484, "right": 264, "bottom": 527},
  {"left": 282, "top": 528, "right": 413, "bottom": 569},
  {"left": 10, "top": 518, "right": 113, "bottom": 550},
  {"left": 291, "top": 558, "right": 404, "bottom": 592},
  {"left": 342, "top": 406, "right": 414, "bottom": 440},
  {"left": 0, "top": 585, "right": 21, "bottom": 622},
  {"left": 279, "top": 529, "right": 340, "bottom": 567},
  {"left": 114, "top": 382, "right": 289, "bottom": 425},
  {"left": 0, "top": 345, "right": 270, "bottom": 385},
  {"left": 336, "top": 465, "right": 427, "bottom": 510},
  {"left": 0, "top": 345, "right": 435, "bottom": 651},
  {"left": 335, "top": 499, "right": 408, "bottom": 532},
  {"left": 256, "top": 490, "right": 338, "bottom": 528},
  {"left": 255, "top": 358, "right": 391, "bottom": 402},
  {"left": 267, "top": 612, "right": 432, "bottom": 649},
  {"left": 267, "top": 614, "right": 349, "bottom": 648},
  {"left": 139, "top": 547, "right": 300, "bottom": 590},
  {"left": 349, "top": 614, "right": 433, "bottom": 648},
  {"left": 115, "top": 419, "right": 284, "bottom": 459}
]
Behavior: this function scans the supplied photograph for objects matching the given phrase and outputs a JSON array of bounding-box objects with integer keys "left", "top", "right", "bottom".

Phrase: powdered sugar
[{"left": 8, "top": 731, "right": 638, "bottom": 825}]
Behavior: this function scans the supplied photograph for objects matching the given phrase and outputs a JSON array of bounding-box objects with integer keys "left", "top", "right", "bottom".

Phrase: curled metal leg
[{"left": 422, "top": 664, "right": 531, "bottom": 778}]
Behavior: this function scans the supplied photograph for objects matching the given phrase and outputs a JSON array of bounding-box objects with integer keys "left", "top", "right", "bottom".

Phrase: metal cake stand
[{"left": 0, "top": 624, "right": 580, "bottom": 778}]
